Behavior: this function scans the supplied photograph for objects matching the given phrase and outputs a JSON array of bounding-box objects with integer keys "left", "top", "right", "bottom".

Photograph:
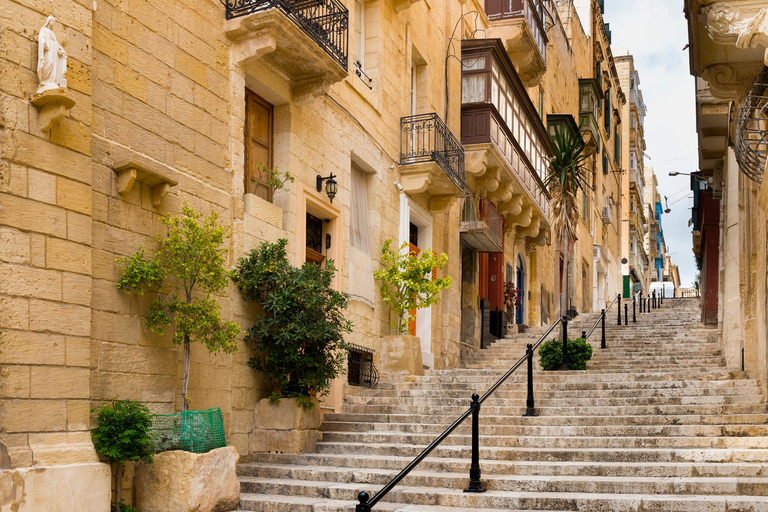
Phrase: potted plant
[
  {"left": 538, "top": 336, "right": 593, "bottom": 371},
  {"left": 373, "top": 239, "right": 451, "bottom": 375},
  {"left": 117, "top": 205, "right": 241, "bottom": 512},
  {"left": 504, "top": 281, "right": 523, "bottom": 332},
  {"left": 91, "top": 399, "right": 154, "bottom": 512},
  {"left": 234, "top": 239, "right": 352, "bottom": 453}
]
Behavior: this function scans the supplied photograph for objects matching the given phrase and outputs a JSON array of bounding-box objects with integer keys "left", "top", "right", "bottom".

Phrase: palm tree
[{"left": 541, "top": 125, "right": 589, "bottom": 319}]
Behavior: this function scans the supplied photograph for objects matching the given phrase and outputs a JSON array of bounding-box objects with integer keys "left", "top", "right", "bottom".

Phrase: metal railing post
[
  {"left": 624, "top": 303, "right": 628, "bottom": 325},
  {"left": 660, "top": 291, "right": 664, "bottom": 306},
  {"left": 632, "top": 298, "right": 636, "bottom": 323},
  {"left": 524, "top": 344, "right": 536, "bottom": 417},
  {"left": 653, "top": 291, "right": 657, "bottom": 309},
  {"left": 617, "top": 294, "right": 622, "bottom": 325},
  {"left": 561, "top": 315, "right": 569, "bottom": 370},
  {"left": 600, "top": 309, "right": 606, "bottom": 349},
  {"left": 356, "top": 492, "right": 371, "bottom": 512},
  {"left": 640, "top": 291, "right": 644, "bottom": 313},
  {"left": 464, "top": 394, "right": 486, "bottom": 492}
]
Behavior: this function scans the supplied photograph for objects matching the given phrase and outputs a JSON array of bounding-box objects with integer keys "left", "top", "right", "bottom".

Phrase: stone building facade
[
  {"left": 0, "top": 0, "right": 650, "bottom": 508},
  {"left": 685, "top": 0, "right": 768, "bottom": 396}
]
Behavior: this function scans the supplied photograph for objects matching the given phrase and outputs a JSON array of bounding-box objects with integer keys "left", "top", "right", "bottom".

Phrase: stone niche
[{"left": 251, "top": 397, "right": 322, "bottom": 454}]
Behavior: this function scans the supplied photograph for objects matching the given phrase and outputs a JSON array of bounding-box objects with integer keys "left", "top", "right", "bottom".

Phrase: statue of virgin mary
[{"left": 37, "top": 16, "right": 68, "bottom": 93}]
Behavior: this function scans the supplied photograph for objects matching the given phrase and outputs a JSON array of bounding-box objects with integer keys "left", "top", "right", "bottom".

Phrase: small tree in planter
[
  {"left": 538, "top": 337, "right": 593, "bottom": 371},
  {"left": 234, "top": 239, "right": 352, "bottom": 409},
  {"left": 92, "top": 399, "right": 154, "bottom": 512},
  {"left": 374, "top": 239, "right": 452, "bottom": 334},
  {"left": 117, "top": 205, "right": 240, "bottom": 411}
]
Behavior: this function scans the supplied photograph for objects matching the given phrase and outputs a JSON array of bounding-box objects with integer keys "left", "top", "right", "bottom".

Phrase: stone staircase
[{"left": 237, "top": 298, "right": 768, "bottom": 511}]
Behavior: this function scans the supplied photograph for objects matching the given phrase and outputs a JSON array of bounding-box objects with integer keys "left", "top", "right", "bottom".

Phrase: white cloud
[{"left": 605, "top": 0, "right": 699, "bottom": 287}]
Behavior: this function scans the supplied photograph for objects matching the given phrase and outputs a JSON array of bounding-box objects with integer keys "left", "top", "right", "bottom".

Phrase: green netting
[{"left": 149, "top": 407, "right": 227, "bottom": 454}]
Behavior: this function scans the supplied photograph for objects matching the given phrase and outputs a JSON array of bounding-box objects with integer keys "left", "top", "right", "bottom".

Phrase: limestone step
[
  {"left": 239, "top": 480, "right": 768, "bottom": 511},
  {"left": 243, "top": 455, "right": 768, "bottom": 478},
  {"left": 320, "top": 431, "right": 768, "bottom": 450},
  {"left": 314, "top": 442, "right": 768, "bottom": 463},
  {"left": 324, "top": 412, "right": 768, "bottom": 426}
]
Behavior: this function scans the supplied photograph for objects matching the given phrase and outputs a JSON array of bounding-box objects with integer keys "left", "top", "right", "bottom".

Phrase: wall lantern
[{"left": 316, "top": 173, "right": 338, "bottom": 203}]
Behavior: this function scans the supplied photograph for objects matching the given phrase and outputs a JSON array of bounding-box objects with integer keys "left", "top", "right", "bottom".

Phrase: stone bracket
[
  {"left": 30, "top": 88, "right": 76, "bottom": 132},
  {"left": 393, "top": 0, "right": 422, "bottom": 12},
  {"left": 113, "top": 156, "right": 179, "bottom": 207},
  {"left": 428, "top": 194, "right": 457, "bottom": 213},
  {"left": 399, "top": 169, "right": 432, "bottom": 194}
]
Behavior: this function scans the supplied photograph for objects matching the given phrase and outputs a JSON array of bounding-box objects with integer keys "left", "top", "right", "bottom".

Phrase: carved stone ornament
[
  {"left": 701, "top": 62, "right": 760, "bottom": 101},
  {"left": 704, "top": 2, "right": 768, "bottom": 65}
]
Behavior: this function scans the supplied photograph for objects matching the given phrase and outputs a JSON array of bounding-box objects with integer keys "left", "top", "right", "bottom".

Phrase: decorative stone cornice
[{"left": 704, "top": 2, "right": 768, "bottom": 65}]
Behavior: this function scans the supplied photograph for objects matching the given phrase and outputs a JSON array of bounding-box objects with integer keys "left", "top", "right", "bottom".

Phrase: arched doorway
[{"left": 516, "top": 255, "right": 525, "bottom": 325}]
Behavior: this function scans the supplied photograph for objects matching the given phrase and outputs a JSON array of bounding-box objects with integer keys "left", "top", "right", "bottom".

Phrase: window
[
  {"left": 354, "top": 0, "right": 365, "bottom": 69},
  {"left": 306, "top": 212, "right": 325, "bottom": 264},
  {"left": 602, "top": 149, "right": 608, "bottom": 175},
  {"left": 614, "top": 123, "right": 621, "bottom": 166},
  {"left": 603, "top": 90, "right": 611, "bottom": 134},
  {"left": 349, "top": 164, "right": 374, "bottom": 305},
  {"left": 245, "top": 89, "right": 273, "bottom": 201}
]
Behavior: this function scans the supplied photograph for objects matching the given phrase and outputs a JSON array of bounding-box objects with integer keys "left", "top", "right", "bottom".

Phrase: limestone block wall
[{"left": 0, "top": 0, "right": 97, "bottom": 470}]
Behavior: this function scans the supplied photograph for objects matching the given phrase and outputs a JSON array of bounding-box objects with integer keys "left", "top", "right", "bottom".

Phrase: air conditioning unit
[{"left": 602, "top": 206, "right": 613, "bottom": 225}]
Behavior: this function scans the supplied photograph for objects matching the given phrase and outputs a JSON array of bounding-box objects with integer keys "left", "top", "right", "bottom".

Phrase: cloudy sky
[{"left": 603, "top": 0, "right": 699, "bottom": 288}]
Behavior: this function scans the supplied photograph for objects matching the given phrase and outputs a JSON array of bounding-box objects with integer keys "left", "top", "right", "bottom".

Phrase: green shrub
[
  {"left": 92, "top": 400, "right": 154, "bottom": 511},
  {"left": 234, "top": 239, "right": 352, "bottom": 409},
  {"left": 538, "top": 337, "right": 593, "bottom": 371},
  {"left": 112, "top": 502, "right": 138, "bottom": 512}
]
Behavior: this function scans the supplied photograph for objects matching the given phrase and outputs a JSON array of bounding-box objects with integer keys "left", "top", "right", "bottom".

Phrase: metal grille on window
[
  {"left": 349, "top": 165, "right": 375, "bottom": 306},
  {"left": 347, "top": 343, "right": 378, "bottom": 388},
  {"left": 306, "top": 213, "right": 323, "bottom": 253},
  {"left": 736, "top": 67, "right": 768, "bottom": 184}
]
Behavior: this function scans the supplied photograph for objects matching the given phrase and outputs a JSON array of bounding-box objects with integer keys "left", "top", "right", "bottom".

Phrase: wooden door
[{"left": 245, "top": 90, "right": 273, "bottom": 201}]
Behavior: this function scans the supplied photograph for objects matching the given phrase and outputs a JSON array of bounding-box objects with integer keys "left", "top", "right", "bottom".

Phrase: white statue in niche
[{"left": 36, "top": 16, "right": 68, "bottom": 93}]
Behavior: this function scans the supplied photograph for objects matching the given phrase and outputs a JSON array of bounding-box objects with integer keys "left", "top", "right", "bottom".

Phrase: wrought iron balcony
[
  {"left": 460, "top": 196, "right": 504, "bottom": 253},
  {"left": 224, "top": 0, "right": 348, "bottom": 70},
  {"left": 485, "top": 0, "right": 548, "bottom": 86},
  {"left": 400, "top": 113, "right": 466, "bottom": 193}
]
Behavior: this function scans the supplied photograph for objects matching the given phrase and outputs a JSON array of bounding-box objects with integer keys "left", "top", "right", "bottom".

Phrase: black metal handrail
[
  {"left": 223, "top": 0, "right": 349, "bottom": 71},
  {"left": 356, "top": 316, "right": 564, "bottom": 511},
  {"left": 400, "top": 113, "right": 466, "bottom": 191}
]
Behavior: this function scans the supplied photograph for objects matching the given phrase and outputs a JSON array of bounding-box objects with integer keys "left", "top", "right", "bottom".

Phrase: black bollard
[
  {"left": 464, "top": 393, "right": 486, "bottom": 492},
  {"left": 624, "top": 303, "right": 628, "bottom": 326},
  {"left": 600, "top": 309, "right": 606, "bottom": 349},
  {"left": 524, "top": 344, "right": 536, "bottom": 417},
  {"left": 617, "top": 294, "right": 622, "bottom": 326},
  {"left": 561, "top": 316, "right": 569, "bottom": 370}
]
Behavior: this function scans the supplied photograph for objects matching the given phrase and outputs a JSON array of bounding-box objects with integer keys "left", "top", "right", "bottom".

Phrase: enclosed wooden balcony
[
  {"left": 460, "top": 196, "right": 504, "bottom": 253},
  {"left": 224, "top": 0, "right": 348, "bottom": 97},
  {"left": 460, "top": 39, "right": 551, "bottom": 229},
  {"left": 485, "top": 0, "right": 548, "bottom": 87},
  {"left": 578, "top": 79, "right": 601, "bottom": 156}
]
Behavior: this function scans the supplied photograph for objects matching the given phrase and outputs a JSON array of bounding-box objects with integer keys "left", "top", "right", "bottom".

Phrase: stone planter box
[
  {"left": 135, "top": 446, "right": 239, "bottom": 512},
  {"left": 251, "top": 397, "right": 322, "bottom": 454},
  {"left": 379, "top": 334, "right": 424, "bottom": 376}
]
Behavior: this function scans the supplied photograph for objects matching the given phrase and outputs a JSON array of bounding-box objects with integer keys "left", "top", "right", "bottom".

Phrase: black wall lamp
[{"left": 316, "top": 173, "right": 338, "bottom": 203}]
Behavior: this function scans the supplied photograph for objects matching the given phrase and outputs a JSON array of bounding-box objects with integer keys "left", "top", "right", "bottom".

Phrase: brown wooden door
[{"left": 245, "top": 90, "right": 273, "bottom": 201}]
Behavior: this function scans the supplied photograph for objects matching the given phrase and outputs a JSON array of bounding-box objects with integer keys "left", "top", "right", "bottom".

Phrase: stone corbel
[
  {"left": 498, "top": 194, "right": 523, "bottom": 217},
  {"left": 393, "top": 0, "right": 422, "bottom": 12},
  {"left": 704, "top": 3, "right": 768, "bottom": 65},
  {"left": 231, "top": 32, "right": 277, "bottom": 67},
  {"left": 473, "top": 167, "right": 501, "bottom": 194},
  {"left": 428, "top": 194, "right": 456, "bottom": 213},
  {"left": 30, "top": 88, "right": 75, "bottom": 132},
  {"left": 488, "top": 183, "right": 514, "bottom": 204},
  {"left": 507, "top": 204, "right": 533, "bottom": 230},
  {"left": 399, "top": 171, "right": 432, "bottom": 194},
  {"left": 113, "top": 157, "right": 179, "bottom": 207},
  {"left": 526, "top": 220, "right": 549, "bottom": 247},
  {"left": 701, "top": 63, "right": 760, "bottom": 101}
]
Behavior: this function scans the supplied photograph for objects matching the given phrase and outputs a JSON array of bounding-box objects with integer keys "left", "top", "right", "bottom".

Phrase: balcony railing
[
  {"left": 401, "top": 113, "right": 466, "bottom": 191},
  {"left": 224, "top": 0, "right": 349, "bottom": 70},
  {"left": 486, "top": 0, "right": 548, "bottom": 62},
  {"left": 460, "top": 196, "right": 504, "bottom": 253}
]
